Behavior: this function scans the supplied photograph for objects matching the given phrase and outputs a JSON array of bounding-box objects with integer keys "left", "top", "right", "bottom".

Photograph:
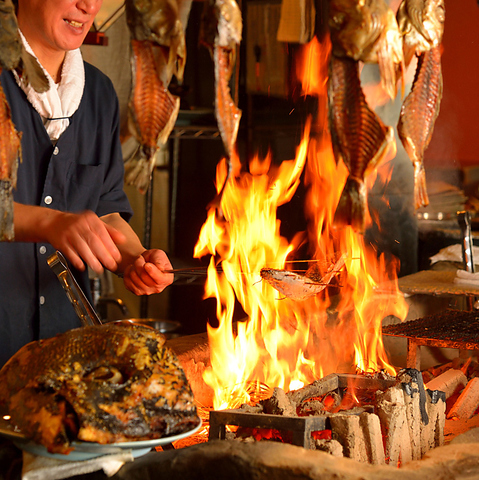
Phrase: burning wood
[
  {"left": 421, "top": 389, "right": 446, "bottom": 455},
  {"left": 286, "top": 373, "right": 341, "bottom": 406},
  {"left": 376, "top": 385, "right": 412, "bottom": 464},
  {"left": 359, "top": 412, "right": 385, "bottom": 465},
  {"left": 398, "top": 370, "right": 431, "bottom": 460},
  {"left": 329, "top": 413, "right": 368, "bottom": 462},
  {"left": 262, "top": 387, "right": 296, "bottom": 417},
  {"left": 447, "top": 377, "right": 479, "bottom": 420},
  {"left": 314, "top": 437, "right": 343, "bottom": 457},
  {"left": 425, "top": 368, "right": 468, "bottom": 399},
  {"left": 327, "top": 412, "right": 385, "bottom": 464},
  {"left": 208, "top": 370, "right": 446, "bottom": 466}
]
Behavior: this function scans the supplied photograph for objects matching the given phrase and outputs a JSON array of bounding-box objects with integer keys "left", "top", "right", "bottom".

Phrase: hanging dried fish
[
  {"left": 397, "top": 45, "right": 442, "bottom": 209},
  {"left": 124, "top": 0, "right": 186, "bottom": 193},
  {"left": 328, "top": 0, "right": 404, "bottom": 100},
  {"left": 199, "top": 0, "right": 242, "bottom": 206},
  {"left": 397, "top": 0, "right": 445, "bottom": 209},
  {"left": 0, "top": 0, "right": 49, "bottom": 93},
  {"left": 260, "top": 254, "right": 346, "bottom": 301},
  {"left": 0, "top": 0, "right": 49, "bottom": 241},
  {"left": 329, "top": 55, "right": 393, "bottom": 233},
  {"left": 0, "top": 0, "right": 48, "bottom": 241},
  {"left": 0, "top": 78, "right": 21, "bottom": 241}
]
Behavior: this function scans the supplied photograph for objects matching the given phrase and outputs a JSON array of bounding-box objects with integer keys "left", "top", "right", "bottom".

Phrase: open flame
[{"left": 194, "top": 35, "right": 408, "bottom": 411}]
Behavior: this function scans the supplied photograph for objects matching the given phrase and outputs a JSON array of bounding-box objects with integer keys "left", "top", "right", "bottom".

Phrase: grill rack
[{"left": 382, "top": 309, "right": 479, "bottom": 369}]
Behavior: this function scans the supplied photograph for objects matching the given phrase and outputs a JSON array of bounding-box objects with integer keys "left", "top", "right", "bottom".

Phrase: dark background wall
[{"left": 426, "top": 0, "right": 479, "bottom": 169}]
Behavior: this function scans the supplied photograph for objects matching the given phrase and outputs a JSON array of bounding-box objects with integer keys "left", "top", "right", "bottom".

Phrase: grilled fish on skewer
[
  {"left": 261, "top": 254, "right": 346, "bottom": 301},
  {"left": 124, "top": 0, "right": 186, "bottom": 193},
  {"left": 397, "top": 0, "right": 445, "bottom": 67},
  {"left": 329, "top": 0, "right": 404, "bottom": 100},
  {"left": 0, "top": 323, "right": 200, "bottom": 454},
  {"left": 329, "top": 55, "right": 393, "bottom": 233},
  {"left": 397, "top": 45, "right": 442, "bottom": 209},
  {"left": 200, "top": 0, "right": 242, "bottom": 206}
]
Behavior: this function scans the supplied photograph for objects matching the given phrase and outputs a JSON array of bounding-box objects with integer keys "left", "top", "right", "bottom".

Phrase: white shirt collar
[{"left": 14, "top": 30, "right": 85, "bottom": 141}]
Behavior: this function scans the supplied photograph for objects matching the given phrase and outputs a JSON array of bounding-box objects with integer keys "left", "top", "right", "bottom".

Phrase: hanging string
[{"left": 43, "top": 116, "right": 71, "bottom": 121}]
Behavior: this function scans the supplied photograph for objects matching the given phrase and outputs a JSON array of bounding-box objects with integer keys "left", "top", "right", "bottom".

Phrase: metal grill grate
[
  {"left": 382, "top": 309, "right": 479, "bottom": 369},
  {"left": 383, "top": 309, "right": 479, "bottom": 350}
]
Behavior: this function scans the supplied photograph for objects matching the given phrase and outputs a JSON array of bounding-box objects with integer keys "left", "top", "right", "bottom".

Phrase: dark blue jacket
[{"left": 0, "top": 62, "right": 133, "bottom": 367}]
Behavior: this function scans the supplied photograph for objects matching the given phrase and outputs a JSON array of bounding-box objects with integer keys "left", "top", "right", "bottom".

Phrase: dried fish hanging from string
[
  {"left": 328, "top": 0, "right": 401, "bottom": 233},
  {"left": 124, "top": 0, "right": 187, "bottom": 193},
  {"left": 397, "top": 0, "right": 445, "bottom": 209},
  {"left": 0, "top": 0, "right": 48, "bottom": 241},
  {"left": 199, "top": 0, "right": 243, "bottom": 208}
]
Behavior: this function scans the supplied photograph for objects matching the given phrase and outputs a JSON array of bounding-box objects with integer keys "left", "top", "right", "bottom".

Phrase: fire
[{"left": 194, "top": 35, "right": 408, "bottom": 411}]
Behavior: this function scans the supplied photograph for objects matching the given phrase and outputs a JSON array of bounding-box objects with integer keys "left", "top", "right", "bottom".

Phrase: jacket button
[
  {"left": 44, "top": 195, "right": 53, "bottom": 205},
  {"left": 53, "top": 146, "right": 59, "bottom": 155},
  {"left": 39, "top": 245, "right": 47, "bottom": 254},
  {"left": 39, "top": 296, "right": 45, "bottom": 305}
]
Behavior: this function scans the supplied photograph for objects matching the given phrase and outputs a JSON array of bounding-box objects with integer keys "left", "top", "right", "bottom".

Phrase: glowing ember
[{"left": 194, "top": 35, "right": 408, "bottom": 411}]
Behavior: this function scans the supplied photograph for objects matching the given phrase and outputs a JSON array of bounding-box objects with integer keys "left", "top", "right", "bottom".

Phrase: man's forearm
[
  {"left": 13, "top": 202, "right": 62, "bottom": 243},
  {"left": 100, "top": 213, "right": 146, "bottom": 273}
]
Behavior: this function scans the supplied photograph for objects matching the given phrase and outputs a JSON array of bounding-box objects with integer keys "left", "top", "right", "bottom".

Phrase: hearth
[{"left": 208, "top": 370, "right": 446, "bottom": 465}]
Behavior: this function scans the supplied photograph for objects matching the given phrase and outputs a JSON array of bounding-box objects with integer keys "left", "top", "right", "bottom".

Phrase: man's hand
[
  {"left": 14, "top": 204, "right": 174, "bottom": 294},
  {"left": 46, "top": 210, "right": 126, "bottom": 273},
  {"left": 14, "top": 204, "right": 126, "bottom": 273},
  {"left": 123, "top": 249, "right": 174, "bottom": 295}
]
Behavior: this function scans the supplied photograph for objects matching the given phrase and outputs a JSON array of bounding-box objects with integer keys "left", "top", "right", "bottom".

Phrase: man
[{"left": 0, "top": 0, "right": 174, "bottom": 366}]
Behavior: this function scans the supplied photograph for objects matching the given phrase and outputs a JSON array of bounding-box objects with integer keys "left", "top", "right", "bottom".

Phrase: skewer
[
  {"left": 164, "top": 256, "right": 357, "bottom": 276},
  {"left": 164, "top": 266, "right": 215, "bottom": 275}
]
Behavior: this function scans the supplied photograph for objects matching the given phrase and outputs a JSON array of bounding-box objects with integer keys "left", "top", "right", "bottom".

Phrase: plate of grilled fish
[
  {"left": 0, "top": 419, "right": 202, "bottom": 461},
  {"left": 0, "top": 323, "right": 202, "bottom": 460}
]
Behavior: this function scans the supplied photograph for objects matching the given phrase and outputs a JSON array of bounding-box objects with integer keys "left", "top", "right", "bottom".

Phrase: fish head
[
  {"left": 217, "top": 0, "right": 242, "bottom": 47},
  {"left": 329, "top": 0, "right": 383, "bottom": 60},
  {"left": 0, "top": 0, "right": 22, "bottom": 70},
  {"left": 397, "top": 0, "right": 445, "bottom": 54},
  {"left": 126, "top": 0, "right": 181, "bottom": 43},
  {"left": 422, "top": 0, "right": 445, "bottom": 46},
  {"left": 199, "top": 0, "right": 242, "bottom": 50}
]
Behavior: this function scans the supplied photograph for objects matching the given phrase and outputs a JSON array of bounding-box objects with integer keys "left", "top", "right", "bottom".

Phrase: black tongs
[{"left": 47, "top": 250, "right": 102, "bottom": 327}]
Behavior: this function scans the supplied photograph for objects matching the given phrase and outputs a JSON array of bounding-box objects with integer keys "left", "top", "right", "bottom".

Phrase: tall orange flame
[{"left": 194, "top": 35, "right": 408, "bottom": 411}]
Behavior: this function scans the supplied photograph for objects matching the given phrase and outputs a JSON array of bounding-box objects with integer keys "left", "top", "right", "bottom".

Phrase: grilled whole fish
[
  {"left": 0, "top": 324, "right": 200, "bottom": 454},
  {"left": 397, "top": 0, "right": 445, "bottom": 66},
  {"left": 200, "top": 0, "right": 242, "bottom": 207},
  {"left": 328, "top": 0, "right": 404, "bottom": 100},
  {"left": 329, "top": 55, "right": 393, "bottom": 232},
  {"left": 397, "top": 45, "right": 442, "bottom": 209},
  {"left": 261, "top": 254, "right": 346, "bottom": 301},
  {"left": 124, "top": 0, "right": 186, "bottom": 193}
]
